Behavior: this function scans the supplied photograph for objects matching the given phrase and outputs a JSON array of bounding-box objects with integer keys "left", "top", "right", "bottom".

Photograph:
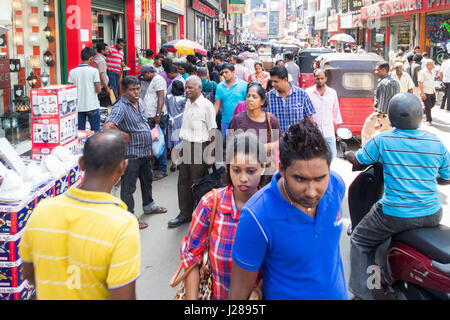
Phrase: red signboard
[
  {"left": 0, "top": 59, "right": 11, "bottom": 89},
  {"left": 192, "top": 0, "right": 216, "bottom": 18},
  {"left": 361, "top": 0, "right": 450, "bottom": 20}
]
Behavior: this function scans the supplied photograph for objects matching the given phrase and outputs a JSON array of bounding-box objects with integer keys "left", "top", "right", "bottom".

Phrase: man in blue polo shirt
[
  {"left": 345, "top": 93, "right": 450, "bottom": 300},
  {"left": 228, "top": 120, "right": 348, "bottom": 300},
  {"left": 214, "top": 63, "right": 247, "bottom": 142}
]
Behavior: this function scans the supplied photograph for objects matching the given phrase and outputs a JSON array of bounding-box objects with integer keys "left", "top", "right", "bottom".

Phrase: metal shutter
[{"left": 91, "top": 0, "right": 125, "bottom": 13}]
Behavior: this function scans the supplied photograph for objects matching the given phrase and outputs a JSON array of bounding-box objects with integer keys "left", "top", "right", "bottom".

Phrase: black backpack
[{"left": 191, "top": 165, "right": 226, "bottom": 207}]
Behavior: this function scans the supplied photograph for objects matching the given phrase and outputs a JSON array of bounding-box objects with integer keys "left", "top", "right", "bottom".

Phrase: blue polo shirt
[
  {"left": 232, "top": 171, "right": 348, "bottom": 300},
  {"left": 356, "top": 128, "right": 450, "bottom": 218},
  {"left": 215, "top": 78, "right": 247, "bottom": 124}
]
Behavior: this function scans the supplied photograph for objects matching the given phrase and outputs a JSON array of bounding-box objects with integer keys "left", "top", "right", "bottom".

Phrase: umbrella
[
  {"left": 161, "top": 39, "right": 207, "bottom": 56},
  {"left": 329, "top": 33, "right": 356, "bottom": 43}
]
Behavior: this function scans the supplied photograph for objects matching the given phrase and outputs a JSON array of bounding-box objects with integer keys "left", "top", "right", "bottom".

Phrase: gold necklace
[{"left": 282, "top": 178, "right": 312, "bottom": 212}]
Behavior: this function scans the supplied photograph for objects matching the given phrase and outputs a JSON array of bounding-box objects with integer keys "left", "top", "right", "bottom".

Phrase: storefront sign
[
  {"left": 161, "top": 0, "right": 185, "bottom": 15},
  {"left": 425, "top": 0, "right": 450, "bottom": 10},
  {"left": 192, "top": 0, "right": 216, "bottom": 18},
  {"left": 342, "top": 0, "right": 349, "bottom": 12},
  {"left": 349, "top": 0, "right": 363, "bottom": 11},
  {"left": 230, "top": 3, "right": 246, "bottom": 13},
  {"left": 314, "top": 10, "right": 328, "bottom": 30},
  {"left": 328, "top": 14, "right": 339, "bottom": 32},
  {"left": 361, "top": 0, "right": 422, "bottom": 20},
  {"left": 339, "top": 12, "right": 353, "bottom": 29},
  {"left": 352, "top": 13, "right": 363, "bottom": 27},
  {"left": 0, "top": 59, "right": 11, "bottom": 89}
]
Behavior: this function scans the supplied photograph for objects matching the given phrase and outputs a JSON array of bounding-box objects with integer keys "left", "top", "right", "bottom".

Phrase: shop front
[
  {"left": 191, "top": 0, "right": 216, "bottom": 50},
  {"left": 0, "top": 0, "right": 59, "bottom": 154},
  {"left": 160, "top": 0, "right": 185, "bottom": 44},
  {"left": 314, "top": 10, "right": 327, "bottom": 46}
]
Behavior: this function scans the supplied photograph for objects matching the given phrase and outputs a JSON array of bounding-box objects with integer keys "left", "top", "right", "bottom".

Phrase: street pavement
[{"left": 120, "top": 106, "right": 450, "bottom": 300}]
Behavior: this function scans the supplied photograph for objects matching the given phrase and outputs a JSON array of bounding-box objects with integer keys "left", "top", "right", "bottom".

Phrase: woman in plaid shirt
[{"left": 179, "top": 133, "right": 267, "bottom": 300}]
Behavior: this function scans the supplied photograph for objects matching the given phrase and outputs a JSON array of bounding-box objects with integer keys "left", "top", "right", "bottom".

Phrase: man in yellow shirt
[{"left": 20, "top": 130, "right": 140, "bottom": 300}]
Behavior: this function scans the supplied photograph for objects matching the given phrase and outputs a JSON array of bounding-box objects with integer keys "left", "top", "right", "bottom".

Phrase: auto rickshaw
[
  {"left": 297, "top": 48, "right": 332, "bottom": 89},
  {"left": 315, "top": 53, "right": 384, "bottom": 136}
]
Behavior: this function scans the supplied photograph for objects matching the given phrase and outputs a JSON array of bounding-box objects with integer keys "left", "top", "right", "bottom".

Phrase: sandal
[
  {"left": 144, "top": 205, "right": 167, "bottom": 215},
  {"left": 138, "top": 219, "right": 148, "bottom": 229}
]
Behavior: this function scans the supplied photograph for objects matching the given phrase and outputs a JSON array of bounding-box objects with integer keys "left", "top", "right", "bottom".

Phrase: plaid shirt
[
  {"left": 180, "top": 185, "right": 240, "bottom": 300},
  {"left": 266, "top": 85, "right": 316, "bottom": 132}
]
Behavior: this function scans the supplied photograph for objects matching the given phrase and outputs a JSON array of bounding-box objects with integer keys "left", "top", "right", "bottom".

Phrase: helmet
[{"left": 388, "top": 93, "right": 423, "bottom": 129}]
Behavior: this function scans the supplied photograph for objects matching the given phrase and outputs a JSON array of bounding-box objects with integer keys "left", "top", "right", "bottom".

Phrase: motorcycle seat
[{"left": 392, "top": 225, "right": 450, "bottom": 264}]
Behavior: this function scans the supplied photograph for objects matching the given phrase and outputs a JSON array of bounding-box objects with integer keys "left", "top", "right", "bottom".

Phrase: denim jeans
[
  {"left": 349, "top": 202, "right": 442, "bottom": 300},
  {"left": 324, "top": 136, "right": 337, "bottom": 159},
  {"left": 120, "top": 156, "right": 154, "bottom": 215},
  {"left": 107, "top": 70, "right": 121, "bottom": 99},
  {"left": 78, "top": 109, "right": 101, "bottom": 132},
  {"left": 221, "top": 122, "right": 230, "bottom": 143},
  {"left": 148, "top": 114, "right": 169, "bottom": 173}
]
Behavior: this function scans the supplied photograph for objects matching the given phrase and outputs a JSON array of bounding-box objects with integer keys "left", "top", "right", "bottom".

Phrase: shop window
[
  {"left": 371, "top": 27, "right": 385, "bottom": 58},
  {"left": 342, "top": 73, "right": 374, "bottom": 91},
  {"left": 0, "top": 0, "right": 58, "bottom": 153}
]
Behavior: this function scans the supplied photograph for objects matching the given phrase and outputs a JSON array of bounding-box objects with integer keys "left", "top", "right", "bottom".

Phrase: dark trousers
[
  {"left": 78, "top": 109, "right": 101, "bottom": 132},
  {"left": 423, "top": 93, "right": 436, "bottom": 122},
  {"left": 441, "top": 83, "right": 450, "bottom": 110},
  {"left": 177, "top": 141, "right": 209, "bottom": 219},
  {"left": 349, "top": 202, "right": 442, "bottom": 300},
  {"left": 148, "top": 115, "right": 169, "bottom": 173},
  {"left": 120, "top": 156, "right": 154, "bottom": 214},
  {"left": 107, "top": 70, "right": 120, "bottom": 99}
]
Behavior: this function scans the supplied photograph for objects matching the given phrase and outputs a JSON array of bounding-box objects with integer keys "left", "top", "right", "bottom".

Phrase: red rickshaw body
[
  {"left": 316, "top": 53, "right": 384, "bottom": 136},
  {"left": 297, "top": 48, "right": 332, "bottom": 88}
]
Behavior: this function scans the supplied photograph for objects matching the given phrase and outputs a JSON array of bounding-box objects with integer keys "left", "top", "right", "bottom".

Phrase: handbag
[
  {"left": 191, "top": 165, "right": 225, "bottom": 208},
  {"left": 170, "top": 189, "right": 219, "bottom": 300}
]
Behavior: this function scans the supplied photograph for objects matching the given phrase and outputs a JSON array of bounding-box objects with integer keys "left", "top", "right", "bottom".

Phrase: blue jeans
[
  {"left": 221, "top": 122, "right": 230, "bottom": 143},
  {"left": 107, "top": 70, "right": 120, "bottom": 99},
  {"left": 324, "top": 136, "right": 337, "bottom": 159},
  {"left": 148, "top": 115, "right": 169, "bottom": 173},
  {"left": 78, "top": 109, "right": 100, "bottom": 132}
]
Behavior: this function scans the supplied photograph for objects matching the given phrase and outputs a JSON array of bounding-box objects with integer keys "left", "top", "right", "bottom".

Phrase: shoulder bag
[{"left": 170, "top": 189, "right": 219, "bottom": 300}]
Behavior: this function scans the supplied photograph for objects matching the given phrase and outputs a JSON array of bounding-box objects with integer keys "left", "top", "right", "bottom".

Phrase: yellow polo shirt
[{"left": 19, "top": 187, "right": 140, "bottom": 300}]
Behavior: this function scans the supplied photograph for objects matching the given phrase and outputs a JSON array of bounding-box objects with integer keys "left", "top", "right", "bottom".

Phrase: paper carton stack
[{"left": 30, "top": 85, "right": 79, "bottom": 160}]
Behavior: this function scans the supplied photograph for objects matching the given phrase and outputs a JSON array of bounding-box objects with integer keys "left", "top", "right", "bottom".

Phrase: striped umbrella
[{"left": 161, "top": 39, "right": 207, "bottom": 56}]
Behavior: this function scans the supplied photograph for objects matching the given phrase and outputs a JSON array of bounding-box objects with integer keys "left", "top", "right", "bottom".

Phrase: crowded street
[{"left": 1, "top": 0, "right": 450, "bottom": 304}]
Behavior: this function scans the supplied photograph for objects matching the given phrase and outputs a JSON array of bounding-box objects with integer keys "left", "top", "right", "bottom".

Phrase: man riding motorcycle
[{"left": 345, "top": 93, "right": 450, "bottom": 300}]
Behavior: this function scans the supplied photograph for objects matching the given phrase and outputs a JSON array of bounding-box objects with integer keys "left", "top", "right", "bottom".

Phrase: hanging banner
[{"left": 252, "top": 11, "right": 268, "bottom": 38}]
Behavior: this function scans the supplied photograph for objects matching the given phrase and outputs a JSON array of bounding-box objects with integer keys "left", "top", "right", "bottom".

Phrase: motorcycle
[{"left": 338, "top": 128, "right": 450, "bottom": 300}]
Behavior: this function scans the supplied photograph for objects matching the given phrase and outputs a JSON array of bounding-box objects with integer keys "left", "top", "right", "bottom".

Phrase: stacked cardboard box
[
  {"left": 0, "top": 158, "right": 82, "bottom": 300},
  {"left": 30, "top": 85, "right": 78, "bottom": 160}
]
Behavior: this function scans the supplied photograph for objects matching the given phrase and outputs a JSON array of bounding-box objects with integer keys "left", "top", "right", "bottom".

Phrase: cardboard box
[
  {"left": 31, "top": 113, "right": 78, "bottom": 146},
  {"left": 31, "top": 138, "right": 78, "bottom": 161},
  {"left": 0, "top": 180, "right": 54, "bottom": 234},
  {"left": 0, "top": 231, "right": 23, "bottom": 263},
  {"left": 0, "top": 280, "right": 35, "bottom": 300},
  {"left": 30, "top": 85, "right": 77, "bottom": 118},
  {"left": 0, "top": 259, "right": 24, "bottom": 288}
]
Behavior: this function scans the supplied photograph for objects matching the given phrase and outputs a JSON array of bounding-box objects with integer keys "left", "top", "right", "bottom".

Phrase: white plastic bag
[{"left": 152, "top": 125, "right": 165, "bottom": 158}]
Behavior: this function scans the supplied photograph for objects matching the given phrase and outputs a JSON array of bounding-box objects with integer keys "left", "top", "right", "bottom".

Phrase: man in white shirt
[
  {"left": 440, "top": 56, "right": 450, "bottom": 111},
  {"left": 305, "top": 69, "right": 342, "bottom": 159},
  {"left": 243, "top": 52, "right": 256, "bottom": 75},
  {"left": 391, "top": 62, "right": 415, "bottom": 93},
  {"left": 418, "top": 59, "right": 437, "bottom": 125},
  {"left": 68, "top": 47, "right": 102, "bottom": 132},
  {"left": 168, "top": 75, "right": 217, "bottom": 228},
  {"left": 141, "top": 65, "right": 168, "bottom": 179}
]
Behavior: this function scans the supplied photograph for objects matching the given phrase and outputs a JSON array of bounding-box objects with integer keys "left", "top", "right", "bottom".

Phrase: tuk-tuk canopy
[
  {"left": 297, "top": 48, "right": 332, "bottom": 74},
  {"left": 316, "top": 53, "right": 384, "bottom": 98},
  {"left": 317, "top": 53, "right": 384, "bottom": 70}
]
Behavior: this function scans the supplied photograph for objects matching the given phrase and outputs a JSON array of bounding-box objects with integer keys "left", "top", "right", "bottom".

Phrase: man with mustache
[
  {"left": 228, "top": 120, "right": 348, "bottom": 300},
  {"left": 305, "top": 69, "right": 342, "bottom": 159}
]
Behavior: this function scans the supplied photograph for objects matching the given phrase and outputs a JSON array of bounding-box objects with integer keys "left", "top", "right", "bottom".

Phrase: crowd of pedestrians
[{"left": 18, "top": 41, "right": 450, "bottom": 301}]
